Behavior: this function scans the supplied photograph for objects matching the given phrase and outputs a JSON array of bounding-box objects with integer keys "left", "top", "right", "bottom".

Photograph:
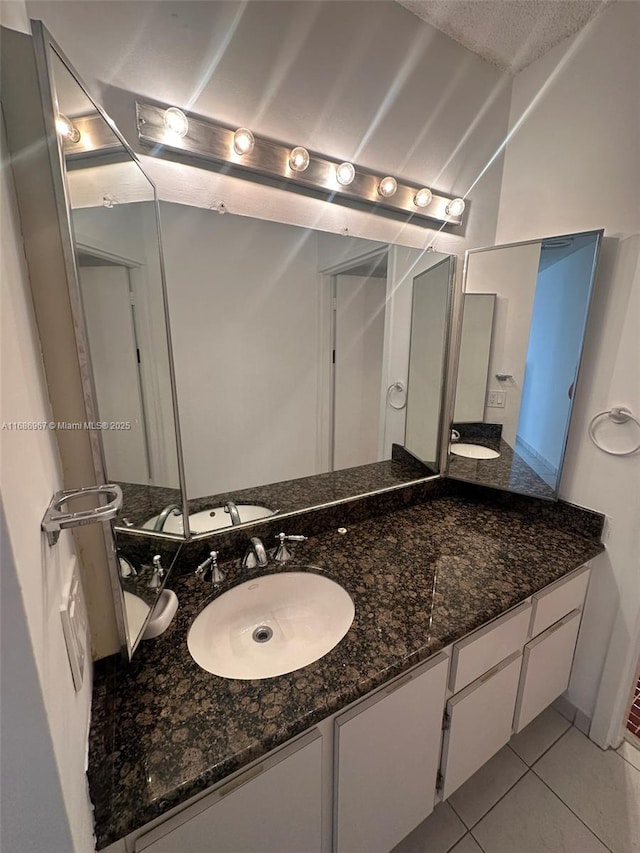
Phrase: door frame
[{"left": 317, "top": 247, "right": 390, "bottom": 473}]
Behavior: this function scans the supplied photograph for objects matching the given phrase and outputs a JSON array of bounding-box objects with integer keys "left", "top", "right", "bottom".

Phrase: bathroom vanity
[{"left": 91, "top": 483, "right": 604, "bottom": 853}]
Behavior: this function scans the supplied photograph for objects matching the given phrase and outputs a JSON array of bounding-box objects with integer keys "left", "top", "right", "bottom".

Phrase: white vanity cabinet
[
  {"left": 115, "top": 564, "right": 593, "bottom": 853},
  {"left": 133, "top": 730, "right": 322, "bottom": 853},
  {"left": 439, "top": 603, "right": 531, "bottom": 799},
  {"left": 513, "top": 564, "right": 590, "bottom": 732},
  {"left": 333, "top": 652, "right": 449, "bottom": 853},
  {"left": 439, "top": 565, "right": 591, "bottom": 799}
]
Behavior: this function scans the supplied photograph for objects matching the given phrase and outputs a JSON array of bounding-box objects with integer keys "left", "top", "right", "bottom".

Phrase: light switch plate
[
  {"left": 60, "top": 557, "right": 88, "bottom": 692},
  {"left": 487, "top": 390, "right": 506, "bottom": 408}
]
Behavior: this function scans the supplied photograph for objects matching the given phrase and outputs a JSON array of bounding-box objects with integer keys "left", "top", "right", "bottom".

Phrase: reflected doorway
[
  {"left": 330, "top": 253, "right": 388, "bottom": 471},
  {"left": 77, "top": 248, "right": 152, "bottom": 483}
]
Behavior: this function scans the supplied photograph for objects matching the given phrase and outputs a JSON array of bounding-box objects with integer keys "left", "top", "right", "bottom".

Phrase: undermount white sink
[
  {"left": 143, "top": 504, "right": 276, "bottom": 534},
  {"left": 450, "top": 443, "right": 501, "bottom": 460},
  {"left": 187, "top": 570, "right": 355, "bottom": 680}
]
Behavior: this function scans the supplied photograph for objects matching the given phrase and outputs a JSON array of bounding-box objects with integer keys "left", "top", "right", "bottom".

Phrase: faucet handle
[
  {"left": 274, "top": 532, "right": 308, "bottom": 563},
  {"left": 147, "top": 555, "right": 164, "bottom": 590},
  {"left": 196, "top": 551, "right": 224, "bottom": 586}
]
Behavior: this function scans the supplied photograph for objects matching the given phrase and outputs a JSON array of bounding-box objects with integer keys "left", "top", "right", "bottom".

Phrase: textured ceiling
[{"left": 396, "top": 0, "right": 611, "bottom": 74}]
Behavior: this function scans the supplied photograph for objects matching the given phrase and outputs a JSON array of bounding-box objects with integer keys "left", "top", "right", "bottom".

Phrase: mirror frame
[{"left": 445, "top": 229, "right": 603, "bottom": 499}]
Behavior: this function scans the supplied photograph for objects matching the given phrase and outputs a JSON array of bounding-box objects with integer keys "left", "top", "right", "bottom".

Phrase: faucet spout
[
  {"left": 154, "top": 504, "right": 182, "bottom": 532},
  {"left": 241, "top": 536, "right": 269, "bottom": 569},
  {"left": 224, "top": 501, "right": 241, "bottom": 526}
]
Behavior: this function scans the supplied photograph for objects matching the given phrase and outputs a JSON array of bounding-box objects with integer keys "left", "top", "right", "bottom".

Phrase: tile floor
[{"left": 393, "top": 707, "right": 640, "bottom": 853}]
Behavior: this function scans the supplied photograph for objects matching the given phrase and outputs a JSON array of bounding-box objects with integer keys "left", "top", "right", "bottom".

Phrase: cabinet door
[
  {"left": 514, "top": 609, "right": 582, "bottom": 733},
  {"left": 440, "top": 651, "right": 522, "bottom": 800},
  {"left": 334, "top": 653, "right": 449, "bottom": 853},
  {"left": 135, "top": 731, "right": 322, "bottom": 853}
]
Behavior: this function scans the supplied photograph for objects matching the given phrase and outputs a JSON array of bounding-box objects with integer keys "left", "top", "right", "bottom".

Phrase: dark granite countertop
[
  {"left": 90, "top": 490, "right": 603, "bottom": 848},
  {"left": 116, "top": 449, "right": 431, "bottom": 531},
  {"left": 448, "top": 437, "right": 556, "bottom": 500}
]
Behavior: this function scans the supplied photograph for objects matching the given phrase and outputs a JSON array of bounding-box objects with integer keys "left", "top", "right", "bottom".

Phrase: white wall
[
  {"left": 0, "top": 110, "right": 94, "bottom": 851},
  {"left": 496, "top": 0, "right": 640, "bottom": 746},
  {"left": 161, "top": 204, "right": 322, "bottom": 497}
]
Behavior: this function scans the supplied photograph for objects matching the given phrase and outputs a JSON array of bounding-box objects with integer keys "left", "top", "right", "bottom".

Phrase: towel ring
[
  {"left": 588, "top": 407, "right": 640, "bottom": 457},
  {"left": 386, "top": 381, "right": 407, "bottom": 410}
]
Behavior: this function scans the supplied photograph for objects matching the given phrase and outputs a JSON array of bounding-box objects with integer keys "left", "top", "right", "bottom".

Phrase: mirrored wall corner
[{"left": 448, "top": 230, "right": 603, "bottom": 501}]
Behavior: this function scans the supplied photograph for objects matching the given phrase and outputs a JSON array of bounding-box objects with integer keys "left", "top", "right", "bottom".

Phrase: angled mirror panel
[
  {"left": 448, "top": 230, "right": 602, "bottom": 499},
  {"left": 405, "top": 256, "right": 455, "bottom": 470},
  {"left": 40, "top": 32, "right": 187, "bottom": 656}
]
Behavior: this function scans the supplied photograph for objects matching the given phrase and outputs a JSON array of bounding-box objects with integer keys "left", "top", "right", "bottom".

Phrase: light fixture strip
[{"left": 136, "top": 102, "right": 464, "bottom": 226}]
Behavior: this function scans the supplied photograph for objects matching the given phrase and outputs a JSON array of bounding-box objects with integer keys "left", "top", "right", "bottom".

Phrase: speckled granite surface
[
  {"left": 448, "top": 437, "right": 556, "bottom": 500},
  {"left": 91, "top": 490, "right": 603, "bottom": 848},
  {"left": 116, "top": 453, "right": 431, "bottom": 532}
]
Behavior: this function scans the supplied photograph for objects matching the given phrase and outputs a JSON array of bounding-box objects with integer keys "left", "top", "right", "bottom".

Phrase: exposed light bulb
[
  {"left": 378, "top": 176, "right": 398, "bottom": 198},
  {"left": 163, "top": 107, "right": 189, "bottom": 138},
  {"left": 289, "top": 146, "right": 310, "bottom": 172},
  {"left": 335, "top": 162, "right": 355, "bottom": 186},
  {"left": 55, "top": 114, "right": 81, "bottom": 143},
  {"left": 414, "top": 188, "right": 433, "bottom": 208},
  {"left": 233, "top": 127, "right": 255, "bottom": 155},
  {"left": 445, "top": 197, "right": 465, "bottom": 217}
]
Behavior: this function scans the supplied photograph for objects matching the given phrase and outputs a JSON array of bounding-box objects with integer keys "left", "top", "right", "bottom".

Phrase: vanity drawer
[
  {"left": 514, "top": 609, "right": 582, "bottom": 732},
  {"left": 529, "top": 565, "right": 590, "bottom": 638},
  {"left": 449, "top": 602, "right": 531, "bottom": 693}
]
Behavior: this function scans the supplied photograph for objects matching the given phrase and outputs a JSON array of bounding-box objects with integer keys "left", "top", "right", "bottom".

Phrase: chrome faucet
[
  {"left": 195, "top": 550, "right": 225, "bottom": 587},
  {"left": 147, "top": 555, "right": 164, "bottom": 590},
  {"left": 224, "top": 501, "right": 241, "bottom": 526},
  {"left": 241, "top": 537, "right": 269, "bottom": 569},
  {"left": 153, "top": 504, "right": 182, "bottom": 532}
]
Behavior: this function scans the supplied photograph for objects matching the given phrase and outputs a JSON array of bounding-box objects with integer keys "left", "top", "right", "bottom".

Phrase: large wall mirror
[
  {"left": 448, "top": 231, "right": 602, "bottom": 499},
  {"left": 38, "top": 23, "right": 457, "bottom": 547}
]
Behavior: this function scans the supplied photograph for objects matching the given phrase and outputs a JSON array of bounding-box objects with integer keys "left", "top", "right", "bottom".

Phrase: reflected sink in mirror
[
  {"left": 450, "top": 443, "right": 501, "bottom": 460},
  {"left": 187, "top": 569, "right": 355, "bottom": 679},
  {"left": 143, "top": 504, "right": 277, "bottom": 535}
]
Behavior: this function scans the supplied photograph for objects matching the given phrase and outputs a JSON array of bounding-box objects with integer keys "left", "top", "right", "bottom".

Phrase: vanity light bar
[{"left": 135, "top": 102, "right": 465, "bottom": 227}]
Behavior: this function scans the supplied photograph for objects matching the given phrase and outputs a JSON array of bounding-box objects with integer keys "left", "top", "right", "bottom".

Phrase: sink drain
[{"left": 252, "top": 625, "right": 273, "bottom": 644}]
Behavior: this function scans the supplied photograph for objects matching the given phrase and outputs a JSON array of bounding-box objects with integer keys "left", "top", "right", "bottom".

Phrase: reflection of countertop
[
  {"left": 448, "top": 437, "right": 556, "bottom": 500},
  {"left": 90, "top": 486, "right": 603, "bottom": 848},
  {"left": 117, "top": 452, "right": 432, "bottom": 529}
]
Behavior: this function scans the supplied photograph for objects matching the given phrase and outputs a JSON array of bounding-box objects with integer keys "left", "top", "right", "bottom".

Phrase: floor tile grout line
[
  {"left": 468, "top": 826, "right": 490, "bottom": 853},
  {"left": 448, "top": 759, "right": 528, "bottom": 832},
  {"left": 530, "top": 765, "right": 616, "bottom": 853},
  {"left": 524, "top": 720, "right": 574, "bottom": 769}
]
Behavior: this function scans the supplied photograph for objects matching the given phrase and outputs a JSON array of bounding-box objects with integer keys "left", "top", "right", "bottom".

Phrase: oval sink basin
[
  {"left": 450, "top": 443, "right": 501, "bottom": 460},
  {"left": 187, "top": 571, "right": 355, "bottom": 680},
  {"left": 143, "top": 504, "right": 276, "bottom": 534}
]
